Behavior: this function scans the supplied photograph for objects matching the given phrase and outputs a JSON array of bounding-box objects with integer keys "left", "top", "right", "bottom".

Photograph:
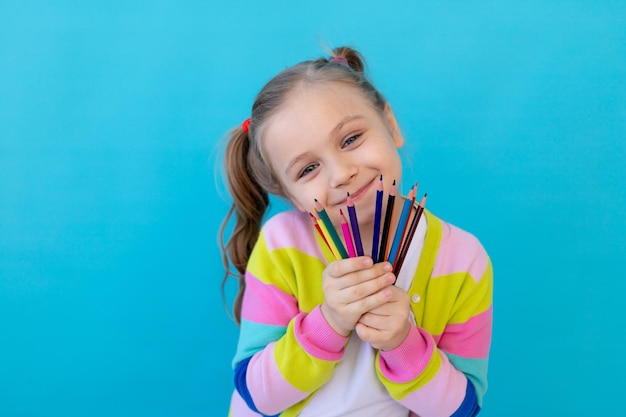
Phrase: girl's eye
[
  {"left": 342, "top": 134, "right": 361, "bottom": 148},
  {"left": 298, "top": 163, "right": 318, "bottom": 178}
]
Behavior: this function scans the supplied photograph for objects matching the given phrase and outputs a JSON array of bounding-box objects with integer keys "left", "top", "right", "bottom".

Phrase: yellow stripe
[
  {"left": 408, "top": 210, "right": 442, "bottom": 327},
  {"left": 248, "top": 244, "right": 327, "bottom": 313},
  {"left": 419, "top": 263, "right": 493, "bottom": 334},
  {"left": 273, "top": 319, "right": 339, "bottom": 392}
]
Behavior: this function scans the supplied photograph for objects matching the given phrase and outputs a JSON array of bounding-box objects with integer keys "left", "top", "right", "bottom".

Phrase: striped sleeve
[
  {"left": 232, "top": 212, "right": 349, "bottom": 416},
  {"left": 375, "top": 216, "right": 493, "bottom": 417}
]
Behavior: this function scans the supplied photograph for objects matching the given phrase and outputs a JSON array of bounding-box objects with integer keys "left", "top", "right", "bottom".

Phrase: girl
[{"left": 220, "top": 46, "right": 492, "bottom": 417}]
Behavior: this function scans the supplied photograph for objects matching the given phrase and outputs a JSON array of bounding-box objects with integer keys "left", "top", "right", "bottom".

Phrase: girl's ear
[{"left": 384, "top": 103, "right": 405, "bottom": 148}]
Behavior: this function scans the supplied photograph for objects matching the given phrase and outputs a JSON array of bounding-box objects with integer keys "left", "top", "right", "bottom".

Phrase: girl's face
[{"left": 261, "top": 81, "right": 404, "bottom": 229}]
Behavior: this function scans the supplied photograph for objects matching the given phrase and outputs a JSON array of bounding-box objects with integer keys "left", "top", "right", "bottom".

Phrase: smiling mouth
[{"left": 345, "top": 177, "right": 376, "bottom": 204}]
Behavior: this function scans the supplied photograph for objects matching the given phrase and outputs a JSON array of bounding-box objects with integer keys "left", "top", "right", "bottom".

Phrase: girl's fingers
[
  {"left": 327, "top": 256, "right": 373, "bottom": 278},
  {"left": 348, "top": 285, "right": 394, "bottom": 316},
  {"left": 328, "top": 259, "right": 393, "bottom": 286}
]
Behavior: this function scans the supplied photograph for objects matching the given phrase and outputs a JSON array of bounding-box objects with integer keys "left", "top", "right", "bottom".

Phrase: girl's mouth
[{"left": 347, "top": 177, "right": 376, "bottom": 203}]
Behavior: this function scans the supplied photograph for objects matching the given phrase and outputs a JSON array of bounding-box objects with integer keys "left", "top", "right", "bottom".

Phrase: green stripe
[
  {"left": 444, "top": 352, "right": 489, "bottom": 407},
  {"left": 232, "top": 319, "right": 287, "bottom": 368}
]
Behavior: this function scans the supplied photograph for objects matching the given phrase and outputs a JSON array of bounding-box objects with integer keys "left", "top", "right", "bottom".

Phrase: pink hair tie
[
  {"left": 241, "top": 118, "right": 251, "bottom": 134},
  {"left": 329, "top": 56, "right": 348, "bottom": 66}
]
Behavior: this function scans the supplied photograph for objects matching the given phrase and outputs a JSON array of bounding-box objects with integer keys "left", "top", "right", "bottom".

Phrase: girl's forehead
[{"left": 268, "top": 82, "right": 375, "bottom": 128}]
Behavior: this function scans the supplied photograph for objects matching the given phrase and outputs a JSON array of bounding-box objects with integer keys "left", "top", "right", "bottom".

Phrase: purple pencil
[
  {"left": 346, "top": 192, "right": 364, "bottom": 256},
  {"left": 371, "top": 175, "right": 384, "bottom": 260}
]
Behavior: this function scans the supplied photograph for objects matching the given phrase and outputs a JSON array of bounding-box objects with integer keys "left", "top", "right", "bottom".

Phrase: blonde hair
[{"left": 220, "top": 46, "right": 388, "bottom": 324}]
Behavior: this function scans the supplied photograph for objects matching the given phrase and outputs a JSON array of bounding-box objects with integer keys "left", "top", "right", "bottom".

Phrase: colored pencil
[
  {"left": 314, "top": 209, "right": 341, "bottom": 260},
  {"left": 346, "top": 192, "right": 364, "bottom": 256},
  {"left": 309, "top": 212, "right": 336, "bottom": 258},
  {"left": 394, "top": 193, "right": 427, "bottom": 276},
  {"left": 314, "top": 199, "right": 349, "bottom": 259},
  {"left": 340, "top": 209, "right": 357, "bottom": 258},
  {"left": 387, "top": 184, "right": 416, "bottom": 266},
  {"left": 378, "top": 180, "right": 397, "bottom": 263},
  {"left": 371, "top": 175, "right": 384, "bottom": 260}
]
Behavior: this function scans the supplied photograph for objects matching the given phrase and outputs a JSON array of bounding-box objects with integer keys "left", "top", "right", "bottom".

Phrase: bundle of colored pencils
[{"left": 309, "top": 176, "right": 427, "bottom": 276}]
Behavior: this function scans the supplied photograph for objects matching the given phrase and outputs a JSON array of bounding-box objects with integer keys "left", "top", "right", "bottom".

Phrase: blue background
[{"left": 1, "top": 1, "right": 625, "bottom": 416}]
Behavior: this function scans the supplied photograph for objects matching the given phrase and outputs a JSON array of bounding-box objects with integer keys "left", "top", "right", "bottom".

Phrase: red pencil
[{"left": 309, "top": 212, "right": 334, "bottom": 256}]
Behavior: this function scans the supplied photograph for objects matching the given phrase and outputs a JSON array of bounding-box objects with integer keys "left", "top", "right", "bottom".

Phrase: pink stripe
[
  {"left": 379, "top": 326, "right": 433, "bottom": 382},
  {"left": 229, "top": 389, "right": 265, "bottom": 416},
  {"left": 294, "top": 307, "right": 349, "bottom": 361},
  {"left": 432, "top": 221, "right": 488, "bottom": 283},
  {"left": 246, "top": 343, "right": 308, "bottom": 415},
  {"left": 438, "top": 307, "right": 493, "bottom": 358},
  {"left": 241, "top": 273, "right": 299, "bottom": 326},
  {"left": 263, "top": 211, "right": 326, "bottom": 259},
  {"left": 398, "top": 352, "right": 467, "bottom": 417}
]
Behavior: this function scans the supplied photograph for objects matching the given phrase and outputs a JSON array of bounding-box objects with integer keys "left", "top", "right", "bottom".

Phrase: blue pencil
[
  {"left": 371, "top": 175, "right": 384, "bottom": 260},
  {"left": 387, "top": 184, "right": 416, "bottom": 266}
]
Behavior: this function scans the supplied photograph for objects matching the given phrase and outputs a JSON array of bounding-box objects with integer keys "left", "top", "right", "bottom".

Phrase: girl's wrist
[{"left": 320, "top": 303, "right": 351, "bottom": 337}]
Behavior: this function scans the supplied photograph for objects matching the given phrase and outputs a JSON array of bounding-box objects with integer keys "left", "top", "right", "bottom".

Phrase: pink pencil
[{"left": 339, "top": 209, "right": 357, "bottom": 258}]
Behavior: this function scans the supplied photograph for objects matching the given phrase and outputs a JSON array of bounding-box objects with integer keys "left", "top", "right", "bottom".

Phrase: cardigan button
[{"left": 411, "top": 293, "right": 421, "bottom": 303}]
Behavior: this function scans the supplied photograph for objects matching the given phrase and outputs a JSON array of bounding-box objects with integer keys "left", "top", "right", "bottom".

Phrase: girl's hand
[
  {"left": 355, "top": 285, "right": 411, "bottom": 351},
  {"left": 320, "top": 258, "right": 396, "bottom": 337}
]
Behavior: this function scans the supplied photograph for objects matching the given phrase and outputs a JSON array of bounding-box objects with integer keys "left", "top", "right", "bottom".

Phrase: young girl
[{"left": 220, "top": 46, "right": 492, "bottom": 417}]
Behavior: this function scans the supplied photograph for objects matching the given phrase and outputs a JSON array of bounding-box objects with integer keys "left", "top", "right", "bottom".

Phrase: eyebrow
[{"left": 284, "top": 115, "right": 366, "bottom": 176}]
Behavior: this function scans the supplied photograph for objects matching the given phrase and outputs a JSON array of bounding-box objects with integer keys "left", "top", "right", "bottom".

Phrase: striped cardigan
[{"left": 229, "top": 209, "right": 492, "bottom": 417}]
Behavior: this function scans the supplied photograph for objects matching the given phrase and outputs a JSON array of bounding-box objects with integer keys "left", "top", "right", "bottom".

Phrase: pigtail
[
  {"left": 220, "top": 126, "right": 269, "bottom": 325},
  {"left": 331, "top": 46, "right": 365, "bottom": 73}
]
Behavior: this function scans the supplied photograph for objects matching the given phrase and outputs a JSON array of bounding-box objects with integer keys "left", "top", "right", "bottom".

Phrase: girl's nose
[{"left": 329, "top": 158, "right": 358, "bottom": 188}]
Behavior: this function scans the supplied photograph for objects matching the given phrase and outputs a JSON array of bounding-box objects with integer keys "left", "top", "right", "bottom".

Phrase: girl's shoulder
[
  {"left": 426, "top": 211, "right": 490, "bottom": 281},
  {"left": 263, "top": 209, "right": 310, "bottom": 234},
  {"left": 259, "top": 210, "right": 320, "bottom": 254}
]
